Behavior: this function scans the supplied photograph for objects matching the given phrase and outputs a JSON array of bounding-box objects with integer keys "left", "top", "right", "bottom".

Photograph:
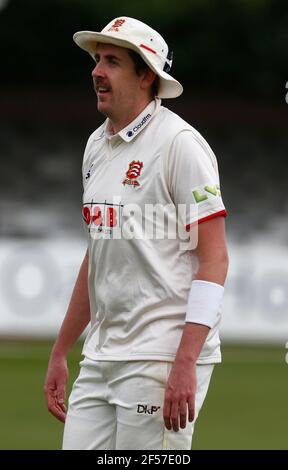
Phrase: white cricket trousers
[{"left": 62, "top": 358, "right": 214, "bottom": 450}]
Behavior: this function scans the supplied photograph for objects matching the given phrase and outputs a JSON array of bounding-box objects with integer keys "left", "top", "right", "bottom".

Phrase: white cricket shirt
[{"left": 81, "top": 98, "right": 227, "bottom": 364}]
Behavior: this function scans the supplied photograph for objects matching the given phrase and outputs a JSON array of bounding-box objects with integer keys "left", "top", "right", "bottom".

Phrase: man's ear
[{"left": 140, "top": 69, "right": 157, "bottom": 90}]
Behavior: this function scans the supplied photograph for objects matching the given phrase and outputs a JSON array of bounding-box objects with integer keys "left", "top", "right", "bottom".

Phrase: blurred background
[{"left": 0, "top": 0, "right": 287, "bottom": 449}]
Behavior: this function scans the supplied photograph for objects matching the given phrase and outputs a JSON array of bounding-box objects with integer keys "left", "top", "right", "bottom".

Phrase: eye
[{"left": 107, "top": 57, "right": 119, "bottom": 65}]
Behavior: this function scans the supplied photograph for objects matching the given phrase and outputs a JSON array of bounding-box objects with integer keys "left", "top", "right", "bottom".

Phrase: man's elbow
[
  {"left": 212, "top": 256, "right": 229, "bottom": 286},
  {"left": 219, "top": 249, "right": 229, "bottom": 283},
  {"left": 195, "top": 255, "right": 229, "bottom": 286}
]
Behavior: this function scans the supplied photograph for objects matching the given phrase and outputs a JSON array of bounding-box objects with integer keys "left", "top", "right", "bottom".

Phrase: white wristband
[{"left": 185, "top": 280, "right": 224, "bottom": 328}]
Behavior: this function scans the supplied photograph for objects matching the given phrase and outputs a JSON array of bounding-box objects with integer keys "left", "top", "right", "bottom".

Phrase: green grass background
[{"left": 0, "top": 342, "right": 287, "bottom": 450}]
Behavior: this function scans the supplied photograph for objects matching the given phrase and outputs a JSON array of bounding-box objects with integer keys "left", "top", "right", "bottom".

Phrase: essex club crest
[{"left": 122, "top": 160, "right": 143, "bottom": 187}]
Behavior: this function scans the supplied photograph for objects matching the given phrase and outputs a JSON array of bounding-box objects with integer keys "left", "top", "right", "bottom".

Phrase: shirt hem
[{"left": 82, "top": 349, "right": 222, "bottom": 365}]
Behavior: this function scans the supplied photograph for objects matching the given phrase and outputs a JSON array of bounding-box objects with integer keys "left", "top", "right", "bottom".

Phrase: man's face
[{"left": 92, "top": 43, "right": 143, "bottom": 121}]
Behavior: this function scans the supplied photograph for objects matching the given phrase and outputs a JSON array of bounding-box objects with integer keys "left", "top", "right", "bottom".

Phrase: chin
[{"left": 97, "top": 102, "right": 110, "bottom": 117}]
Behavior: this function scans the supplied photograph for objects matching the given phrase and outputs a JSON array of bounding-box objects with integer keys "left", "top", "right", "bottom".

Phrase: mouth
[{"left": 95, "top": 85, "right": 111, "bottom": 97}]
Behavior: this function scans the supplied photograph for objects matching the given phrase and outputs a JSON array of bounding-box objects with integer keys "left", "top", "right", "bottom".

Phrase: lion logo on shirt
[{"left": 122, "top": 160, "right": 143, "bottom": 187}]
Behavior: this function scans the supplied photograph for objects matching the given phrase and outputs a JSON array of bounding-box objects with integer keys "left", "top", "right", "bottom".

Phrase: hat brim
[{"left": 73, "top": 31, "right": 183, "bottom": 99}]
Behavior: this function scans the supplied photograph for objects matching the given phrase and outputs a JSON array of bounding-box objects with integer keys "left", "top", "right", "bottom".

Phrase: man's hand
[
  {"left": 163, "top": 359, "right": 196, "bottom": 432},
  {"left": 44, "top": 353, "right": 69, "bottom": 423}
]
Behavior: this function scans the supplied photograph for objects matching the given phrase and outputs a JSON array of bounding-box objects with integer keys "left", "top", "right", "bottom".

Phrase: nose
[{"left": 91, "top": 60, "right": 105, "bottom": 78}]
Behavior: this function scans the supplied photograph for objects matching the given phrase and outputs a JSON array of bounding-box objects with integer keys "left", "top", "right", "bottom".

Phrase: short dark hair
[{"left": 127, "top": 49, "right": 159, "bottom": 97}]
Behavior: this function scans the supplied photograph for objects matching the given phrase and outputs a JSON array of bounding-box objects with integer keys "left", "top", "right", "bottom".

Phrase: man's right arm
[{"left": 44, "top": 248, "right": 91, "bottom": 422}]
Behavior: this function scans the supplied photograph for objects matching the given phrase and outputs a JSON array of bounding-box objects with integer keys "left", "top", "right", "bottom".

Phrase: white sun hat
[{"left": 73, "top": 16, "right": 183, "bottom": 99}]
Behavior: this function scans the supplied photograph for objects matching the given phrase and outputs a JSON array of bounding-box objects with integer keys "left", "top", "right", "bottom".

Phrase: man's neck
[{"left": 109, "top": 98, "right": 154, "bottom": 135}]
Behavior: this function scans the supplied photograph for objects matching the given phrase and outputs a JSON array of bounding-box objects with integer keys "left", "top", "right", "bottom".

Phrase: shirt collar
[{"left": 104, "top": 98, "right": 161, "bottom": 143}]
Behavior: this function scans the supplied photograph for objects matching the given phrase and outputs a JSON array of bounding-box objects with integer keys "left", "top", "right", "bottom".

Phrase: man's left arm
[{"left": 163, "top": 215, "right": 229, "bottom": 432}]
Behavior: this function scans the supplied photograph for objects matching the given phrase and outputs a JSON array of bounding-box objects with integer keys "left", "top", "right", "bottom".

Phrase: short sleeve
[{"left": 166, "top": 130, "right": 227, "bottom": 229}]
